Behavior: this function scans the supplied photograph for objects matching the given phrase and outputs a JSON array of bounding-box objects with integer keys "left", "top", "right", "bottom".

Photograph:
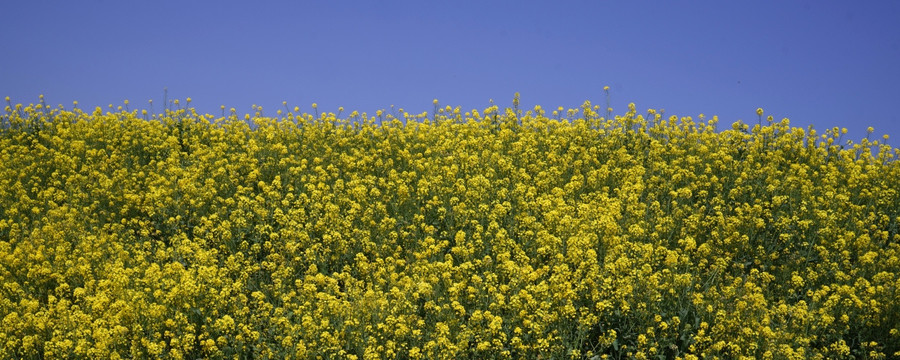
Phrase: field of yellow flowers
[{"left": 1, "top": 94, "right": 899, "bottom": 359}]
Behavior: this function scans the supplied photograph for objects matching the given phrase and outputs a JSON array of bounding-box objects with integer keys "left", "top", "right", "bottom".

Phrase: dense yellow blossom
[{"left": 0, "top": 97, "right": 899, "bottom": 359}]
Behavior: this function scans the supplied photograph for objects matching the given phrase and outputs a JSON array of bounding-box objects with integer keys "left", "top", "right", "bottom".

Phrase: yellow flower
[{"left": 0, "top": 93, "right": 895, "bottom": 359}]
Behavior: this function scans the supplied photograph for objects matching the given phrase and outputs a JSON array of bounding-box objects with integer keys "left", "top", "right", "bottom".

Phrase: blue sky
[{"left": 3, "top": 0, "right": 899, "bottom": 143}]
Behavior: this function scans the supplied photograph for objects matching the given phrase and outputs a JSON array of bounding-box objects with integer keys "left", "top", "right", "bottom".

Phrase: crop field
[{"left": 1, "top": 95, "right": 899, "bottom": 359}]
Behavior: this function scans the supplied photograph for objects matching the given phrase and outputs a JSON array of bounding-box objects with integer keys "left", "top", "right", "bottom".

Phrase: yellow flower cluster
[{"left": 1, "top": 96, "right": 899, "bottom": 359}]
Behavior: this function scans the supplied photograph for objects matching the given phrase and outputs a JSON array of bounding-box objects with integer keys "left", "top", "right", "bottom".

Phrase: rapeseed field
[{"left": 1, "top": 94, "right": 899, "bottom": 359}]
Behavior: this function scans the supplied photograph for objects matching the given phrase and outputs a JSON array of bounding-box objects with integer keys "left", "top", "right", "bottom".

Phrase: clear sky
[{"left": 3, "top": 0, "right": 899, "bottom": 143}]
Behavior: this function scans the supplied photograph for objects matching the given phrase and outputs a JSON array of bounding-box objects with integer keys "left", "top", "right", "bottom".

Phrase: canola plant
[{"left": 0, "top": 95, "right": 899, "bottom": 359}]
